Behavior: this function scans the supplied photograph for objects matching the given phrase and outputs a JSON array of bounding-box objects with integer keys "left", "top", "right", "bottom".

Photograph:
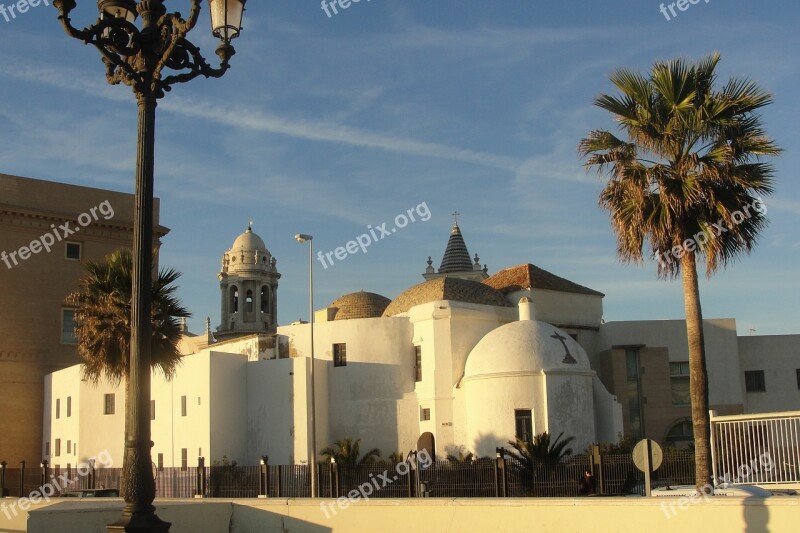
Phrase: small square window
[
  {"left": 744, "top": 370, "right": 766, "bottom": 393},
  {"left": 61, "top": 309, "right": 77, "bottom": 344},
  {"left": 65, "top": 242, "right": 82, "bottom": 261},
  {"left": 104, "top": 393, "right": 115, "bottom": 415},
  {"left": 420, "top": 408, "right": 431, "bottom": 421}
]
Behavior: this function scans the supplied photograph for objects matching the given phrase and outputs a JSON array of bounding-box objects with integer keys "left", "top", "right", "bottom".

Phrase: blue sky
[{"left": 1, "top": 1, "right": 798, "bottom": 335}]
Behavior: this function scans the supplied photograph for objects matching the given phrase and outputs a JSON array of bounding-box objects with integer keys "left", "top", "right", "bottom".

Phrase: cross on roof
[
  {"left": 551, "top": 332, "right": 578, "bottom": 365},
  {"left": 452, "top": 211, "right": 461, "bottom": 226}
]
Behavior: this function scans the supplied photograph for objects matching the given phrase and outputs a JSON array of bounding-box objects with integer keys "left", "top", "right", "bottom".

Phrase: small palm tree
[
  {"left": 320, "top": 437, "right": 381, "bottom": 466},
  {"left": 508, "top": 431, "right": 574, "bottom": 464},
  {"left": 579, "top": 53, "right": 780, "bottom": 489},
  {"left": 66, "top": 248, "right": 190, "bottom": 384},
  {"left": 446, "top": 446, "right": 475, "bottom": 464}
]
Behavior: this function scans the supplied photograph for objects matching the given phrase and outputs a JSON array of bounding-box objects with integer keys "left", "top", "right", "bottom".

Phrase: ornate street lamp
[{"left": 52, "top": 1, "right": 246, "bottom": 531}]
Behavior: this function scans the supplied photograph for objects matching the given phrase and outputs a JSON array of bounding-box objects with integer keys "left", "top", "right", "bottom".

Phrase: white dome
[
  {"left": 465, "top": 320, "right": 590, "bottom": 379},
  {"left": 231, "top": 227, "right": 267, "bottom": 252}
]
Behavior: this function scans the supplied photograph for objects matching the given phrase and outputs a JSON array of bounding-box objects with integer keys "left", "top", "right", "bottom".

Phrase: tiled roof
[
  {"left": 483, "top": 264, "right": 604, "bottom": 297},
  {"left": 383, "top": 277, "right": 512, "bottom": 317},
  {"left": 329, "top": 291, "right": 391, "bottom": 320},
  {"left": 439, "top": 225, "right": 473, "bottom": 273}
]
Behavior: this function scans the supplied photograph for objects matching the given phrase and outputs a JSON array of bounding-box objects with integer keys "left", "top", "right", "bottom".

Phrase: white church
[{"left": 44, "top": 221, "right": 798, "bottom": 468}]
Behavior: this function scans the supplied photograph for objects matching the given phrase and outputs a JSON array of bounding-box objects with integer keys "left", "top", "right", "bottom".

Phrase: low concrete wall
[{"left": 22, "top": 496, "right": 800, "bottom": 533}]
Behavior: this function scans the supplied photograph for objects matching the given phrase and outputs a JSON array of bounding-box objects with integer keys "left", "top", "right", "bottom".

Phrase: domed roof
[
  {"left": 329, "top": 291, "right": 391, "bottom": 321},
  {"left": 232, "top": 226, "right": 267, "bottom": 252},
  {"left": 383, "top": 277, "right": 511, "bottom": 317},
  {"left": 464, "top": 320, "right": 590, "bottom": 380}
]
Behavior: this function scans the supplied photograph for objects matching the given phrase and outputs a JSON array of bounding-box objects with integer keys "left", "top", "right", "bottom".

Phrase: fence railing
[
  {"left": 0, "top": 450, "right": 701, "bottom": 500},
  {"left": 711, "top": 410, "right": 800, "bottom": 484}
]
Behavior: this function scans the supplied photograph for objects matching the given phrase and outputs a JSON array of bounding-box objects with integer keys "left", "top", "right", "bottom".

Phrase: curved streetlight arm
[{"left": 52, "top": 0, "right": 233, "bottom": 99}]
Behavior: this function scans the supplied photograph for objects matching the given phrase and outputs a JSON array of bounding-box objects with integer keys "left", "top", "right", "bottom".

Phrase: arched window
[
  {"left": 665, "top": 418, "right": 694, "bottom": 449},
  {"left": 230, "top": 286, "right": 239, "bottom": 313},
  {"left": 245, "top": 290, "right": 254, "bottom": 312},
  {"left": 261, "top": 286, "right": 269, "bottom": 313}
]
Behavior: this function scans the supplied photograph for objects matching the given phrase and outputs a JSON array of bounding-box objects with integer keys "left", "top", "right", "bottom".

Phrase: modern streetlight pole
[
  {"left": 294, "top": 233, "right": 317, "bottom": 498},
  {"left": 52, "top": 1, "right": 247, "bottom": 531}
]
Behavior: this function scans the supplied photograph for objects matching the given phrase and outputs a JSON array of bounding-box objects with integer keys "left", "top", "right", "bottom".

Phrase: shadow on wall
[{"left": 743, "top": 495, "right": 769, "bottom": 533}]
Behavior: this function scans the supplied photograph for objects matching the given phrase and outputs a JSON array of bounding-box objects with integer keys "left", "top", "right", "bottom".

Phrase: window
[
  {"left": 150, "top": 399, "right": 156, "bottom": 421},
  {"left": 55, "top": 399, "right": 61, "bottom": 419},
  {"left": 261, "top": 286, "right": 269, "bottom": 312},
  {"left": 670, "top": 362, "right": 690, "bottom": 406},
  {"left": 181, "top": 448, "right": 188, "bottom": 470},
  {"left": 420, "top": 408, "right": 431, "bottom": 421},
  {"left": 67, "top": 397, "right": 72, "bottom": 418},
  {"left": 625, "top": 348, "right": 644, "bottom": 440},
  {"left": 415, "top": 346, "right": 422, "bottom": 382},
  {"left": 65, "top": 242, "right": 82, "bottom": 260},
  {"left": 55, "top": 439, "right": 61, "bottom": 457},
  {"left": 104, "top": 393, "right": 115, "bottom": 415},
  {"left": 796, "top": 369, "right": 800, "bottom": 390},
  {"left": 745, "top": 370, "right": 766, "bottom": 392},
  {"left": 666, "top": 419, "right": 694, "bottom": 448},
  {"left": 157, "top": 453, "right": 164, "bottom": 471},
  {"left": 333, "top": 343, "right": 347, "bottom": 367},
  {"left": 61, "top": 309, "right": 77, "bottom": 344},
  {"left": 67, "top": 440, "right": 71, "bottom": 454},
  {"left": 45, "top": 442, "right": 50, "bottom": 456},
  {"left": 245, "top": 290, "right": 254, "bottom": 312},
  {"left": 514, "top": 409, "right": 533, "bottom": 442},
  {"left": 181, "top": 396, "right": 187, "bottom": 417}
]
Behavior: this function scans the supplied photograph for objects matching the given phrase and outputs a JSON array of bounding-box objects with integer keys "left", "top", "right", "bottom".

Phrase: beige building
[{"left": 0, "top": 173, "right": 166, "bottom": 464}]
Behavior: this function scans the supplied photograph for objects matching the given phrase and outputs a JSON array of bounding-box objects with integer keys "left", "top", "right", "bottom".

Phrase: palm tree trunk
[{"left": 680, "top": 252, "right": 712, "bottom": 491}]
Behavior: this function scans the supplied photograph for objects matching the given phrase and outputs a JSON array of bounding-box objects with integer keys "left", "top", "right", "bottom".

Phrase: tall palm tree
[
  {"left": 65, "top": 248, "right": 190, "bottom": 384},
  {"left": 320, "top": 437, "right": 381, "bottom": 466},
  {"left": 579, "top": 53, "right": 780, "bottom": 489}
]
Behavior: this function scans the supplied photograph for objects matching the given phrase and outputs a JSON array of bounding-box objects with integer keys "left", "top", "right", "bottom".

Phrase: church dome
[
  {"left": 231, "top": 226, "right": 268, "bottom": 253},
  {"left": 464, "top": 320, "right": 590, "bottom": 380},
  {"left": 329, "top": 291, "right": 391, "bottom": 320},
  {"left": 383, "top": 277, "right": 511, "bottom": 317}
]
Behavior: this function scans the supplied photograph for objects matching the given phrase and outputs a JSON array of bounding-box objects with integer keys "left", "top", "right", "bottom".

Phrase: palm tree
[
  {"left": 508, "top": 431, "right": 574, "bottom": 465},
  {"left": 507, "top": 432, "right": 574, "bottom": 496},
  {"left": 579, "top": 53, "right": 780, "bottom": 489},
  {"left": 446, "top": 447, "right": 475, "bottom": 465},
  {"left": 320, "top": 437, "right": 381, "bottom": 466},
  {"left": 66, "top": 248, "right": 190, "bottom": 384}
]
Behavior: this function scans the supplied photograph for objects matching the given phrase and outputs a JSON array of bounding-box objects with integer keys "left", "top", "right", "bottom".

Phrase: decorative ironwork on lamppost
[{"left": 52, "top": 1, "right": 246, "bottom": 531}]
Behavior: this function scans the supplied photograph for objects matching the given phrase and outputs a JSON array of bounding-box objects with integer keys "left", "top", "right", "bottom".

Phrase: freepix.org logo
[
  {"left": 1, "top": 200, "right": 116, "bottom": 270},
  {"left": 0, "top": 0, "right": 50, "bottom": 24}
]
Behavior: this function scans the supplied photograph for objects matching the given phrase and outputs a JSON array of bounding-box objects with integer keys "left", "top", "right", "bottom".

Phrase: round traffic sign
[{"left": 632, "top": 439, "right": 663, "bottom": 472}]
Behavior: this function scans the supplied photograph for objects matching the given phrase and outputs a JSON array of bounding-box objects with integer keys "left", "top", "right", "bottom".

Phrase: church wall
[
  {"left": 544, "top": 373, "right": 595, "bottom": 453},
  {"left": 277, "top": 317, "right": 414, "bottom": 460},
  {"left": 462, "top": 373, "right": 547, "bottom": 458},
  {"left": 209, "top": 352, "right": 248, "bottom": 465},
  {"left": 246, "top": 358, "right": 302, "bottom": 465}
]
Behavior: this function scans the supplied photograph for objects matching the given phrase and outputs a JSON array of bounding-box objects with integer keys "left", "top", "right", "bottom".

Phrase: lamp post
[
  {"left": 294, "top": 233, "right": 317, "bottom": 498},
  {"left": 52, "top": 1, "right": 246, "bottom": 531}
]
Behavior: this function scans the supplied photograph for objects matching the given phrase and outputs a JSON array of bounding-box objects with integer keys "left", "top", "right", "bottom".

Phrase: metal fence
[
  {"left": 712, "top": 410, "right": 800, "bottom": 484},
  {"left": 0, "top": 451, "right": 699, "bottom": 500}
]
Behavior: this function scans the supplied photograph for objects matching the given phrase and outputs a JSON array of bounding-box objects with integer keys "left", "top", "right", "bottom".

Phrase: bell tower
[{"left": 217, "top": 224, "right": 281, "bottom": 339}]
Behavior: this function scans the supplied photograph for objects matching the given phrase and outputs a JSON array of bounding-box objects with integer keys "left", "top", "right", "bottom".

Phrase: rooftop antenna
[{"left": 749, "top": 327, "right": 757, "bottom": 336}]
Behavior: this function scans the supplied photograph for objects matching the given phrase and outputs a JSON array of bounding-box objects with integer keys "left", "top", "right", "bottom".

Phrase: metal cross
[
  {"left": 452, "top": 211, "right": 461, "bottom": 225},
  {"left": 551, "top": 332, "right": 577, "bottom": 365}
]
